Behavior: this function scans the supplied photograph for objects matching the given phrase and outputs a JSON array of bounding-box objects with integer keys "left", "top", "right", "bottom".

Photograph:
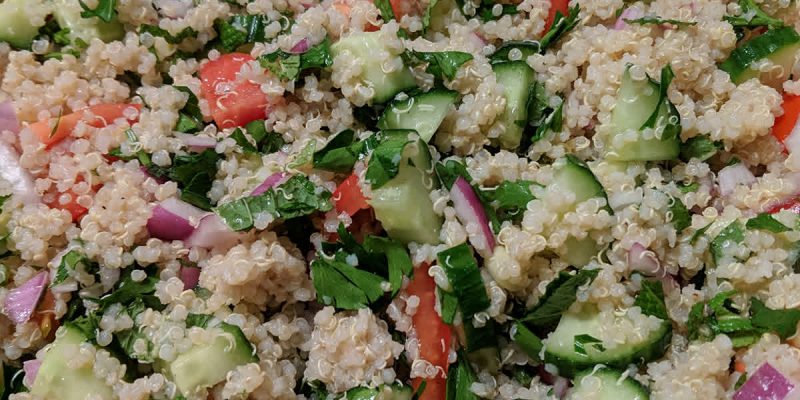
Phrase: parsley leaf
[
  {"left": 216, "top": 175, "right": 332, "bottom": 231},
  {"left": 539, "top": 5, "right": 580, "bottom": 50},
  {"left": 139, "top": 25, "right": 197, "bottom": 44},
  {"left": 185, "top": 313, "right": 214, "bottom": 328},
  {"left": 477, "top": 4, "right": 519, "bottom": 22},
  {"left": 710, "top": 221, "right": 745, "bottom": 265},
  {"left": 724, "top": 0, "right": 784, "bottom": 28},
  {"left": 79, "top": 0, "right": 117, "bottom": 23},
  {"left": 148, "top": 149, "right": 221, "bottom": 210},
  {"left": 679, "top": 182, "right": 700, "bottom": 193},
  {"left": 680, "top": 135, "right": 722, "bottom": 162},
  {"left": 247, "top": 120, "right": 285, "bottom": 153},
  {"left": 437, "top": 244, "right": 490, "bottom": 318},
  {"left": 173, "top": 86, "right": 203, "bottom": 133},
  {"left": 520, "top": 268, "right": 599, "bottom": 329},
  {"left": 214, "top": 15, "right": 271, "bottom": 52},
  {"left": 574, "top": 334, "right": 605, "bottom": 356},
  {"left": 365, "top": 131, "right": 417, "bottom": 189},
  {"left": 311, "top": 251, "right": 386, "bottom": 309},
  {"left": 669, "top": 195, "right": 691, "bottom": 233},
  {"left": 485, "top": 180, "right": 536, "bottom": 223},
  {"left": 750, "top": 298, "right": 800, "bottom": 339},
  {"left": 624, "top": 17, "right": 697, "bottom": 27},
  {"left": 51, "top": 249, "right": 95, "bottom": 287},
  {"left": 313, "top": 129, "right": 366, "bottom": 173},
  {"left": 374, "top": 0, "right": 395, "bottom": 22},
  {"left": 258, "top": 37, "right": 333, "bottom": 81},
  {"left": 746, "top": 213, "right": 790, "bottom": 233},
  {"left": 91, "top": 267, "right": 163, "bottom": 312},
  {"left": 445, "top": 351, "right": 480, "bottom": 400},
  {"left": 642, "top": 65, "right": 677, "bottom": 132},
  {"left": 230, "top": 127, "right": 257, "bottom": 153},
  {"left": 435, "top": 159, "right": 472, "bottom": 190},
  {"left": 687, "top": 301, "right": 706, "bottom": 341},
  {"left": 634, "top": 279, "right": 669, "bottom": 320},
  {"left": 409, "top": 51, "right": 474, "bottom": 81}
]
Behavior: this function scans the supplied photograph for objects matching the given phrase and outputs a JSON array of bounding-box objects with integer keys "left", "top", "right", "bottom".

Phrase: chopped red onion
[
  {"left": 185, "top": 214, "right": 241, "bottom": 249},
  {"left": 146, "top": 197, "right": 206, "bottom": 241},
  {"left": 179, "top": 266, "right": 200, "bottom": 290},
  {"left": 718, "top": 163, "right": 756, "bottom": 197},
  {"left": 289, "top": 38, "right": 310, "bottom": 54},
  {"left": 0, "top": 141, "right": 38, "bottom": 204},
  {"left": 450, "top": 177, "right": 496, "bottom": 257},
  {"left": 3, "top": 271, "right": 48, "bottom": 325},
  {"left": 22, "top": 359, "right": 41, "bottom": 388},
  {"left": 734, "top": 362, "right": 795, "bottom": 400},
  {"left": 250, "top": 172, "right": 289, "bottom": 196},
  {"left": 175, "top": 132, "right": 217, "bottom": 149},
  {"left": 552, "top": 376, "right": 570, "bottom": 399},
  {"left": 628, "top": 242, "right": 663, "bottom": 276},
  {"left": 0, "top": 102, "right": 20, "bottom": 134},
  {"left": 614, "top": 7, "right": 644, "bottom": 30}
]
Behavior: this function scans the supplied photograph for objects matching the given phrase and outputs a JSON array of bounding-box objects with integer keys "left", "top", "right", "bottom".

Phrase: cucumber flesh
[
  {"left": 53, "top": 0, "right": 124, "bottom": 44},
  {"left": 607, "top": 66, "right": 680, "bottom": 161},
  {"left": 331, "top": 32, "right": 417, "bottom": 104},
  {"left": 344, "top": 384, "right": 414, "bottom": 400},
  {"left": 543, "top": 306, "right": 671, "bottom": 378},
  {"left": 720, "top": 26, "right": 800, "bottom": 86},
  {"left": 31, "top": 326, "right": 115, "bottom": 400},
  {"left": 166, "top": 323, "right": 258, "bottom": 396},
  {"left": 493, "top": 61, "right": 536, "bottom": 150},
  {"left": 378, "top": 89, "right": 458, "bottom": 143},
  {"left": 560, "top": 236, "right": 600, "bottom": 268},
  {"left": 0, "top": 0, "right": 47, "bottom": 49},
  {"left": 568, "top": 368, "right": 650, "bottom": 400},
  {"left": 369, "top": 140, "right": 442, "bottom": 244}
]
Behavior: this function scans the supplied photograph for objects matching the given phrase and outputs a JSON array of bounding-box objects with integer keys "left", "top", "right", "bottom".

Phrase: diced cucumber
[
  {"left": 567, "top": 368, "right": 650, "bottom": 400},
  {"left": 378, "top": 89, "right": 458, "bottom": 143},
  {"left": 31, "top": 325, "right": 115, "bottom": 400},
  {"left": 331, "top": 32, "right": 417, "bottom": 104},
  {"left": 607, "top": 65, "right": 680, "bottom": 161},
  {"left": 369, "top": 140, "right": 441, "bottom": 244},
  {"left": 561, "top": 236, "right": 601, "bottom": 269},
  {"left": 0, "top": 0, "right": 47, "bottom": 49},
  {"left": 720, "top": 26, "right": 800, "bottom": 86},
  {"left": 166, "top": 323, "right": 258, "bottom": 396},
  {"left": 543, "top": 306, "right": 671, "bottom": 378},
  {"left": 493, "top": 61, "right": 536, "bottom": 150},
  {"left": 53, "top": 0, "right": 125, "bottom": 44},
  {"left": 343, "top": 384, "right": 414, "bottom": 400}
]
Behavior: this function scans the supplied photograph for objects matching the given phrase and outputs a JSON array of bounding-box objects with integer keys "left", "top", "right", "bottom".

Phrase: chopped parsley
[
  {"left": 311, "top": 251, "right": 386, "bottom": 310},
  {"left": 79, "top": 0, "right": 117, "bottom": 22},
  {"left": 746, "top": 213, "right": 790, "bottom": 233},
  {"left": 634, "top": 279, "right": 669, "bottom": 320},
  {"left": 724, "top": 0, "right": 784, "bottom": 28},
  {"left": 407, "top": 51, "right": 474, "bottom": 81},
  {"left": 147, "top": 149, "right": 221, "bottom": 210},
  {"left": 258, "top": 37, "right": 333, "bottom": 81},
  {"left": 680, "top": 135, "right": 722, "bottom": 162},
  {"left": 520, "top": 268, "right": 599, "bottom": 330},
  {"left": 138, "top": 25, "right": 197, "bottom": 44},
  {"left": 215, "top": 14, "right": 272, "bottom": 52},
  {"left": 365, "top": 130, "right": 418, "bottom": 189},
  {"left": 539, "top": 5, "right": 580, "bottom": 50},
  {"left": 574, "top": 334, "right": 605, "bottom": 356},
  {"left": 437, "top": 244, "right": 490, "bottom": 318},
  {"left": 173, "top": 86, "right": 203, "bottom": 133},
  {"left": 668, "top": 195, "right": 691, "bottom": 233},
  {"left": 624, "top": 17, "right": 697, "bottom": 27}
]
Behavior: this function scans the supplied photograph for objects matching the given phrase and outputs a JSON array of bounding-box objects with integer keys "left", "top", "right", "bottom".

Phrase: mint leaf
[
  {"left": 216, "top": 175, "right": 332, "bottom": 231},
  {"left": 311, "top": 252, "right": 386, "bottom": 309},
  {"left": 574, "top": 334, "right": 605, "bottom": 356},
  {"left": 750, "top": 298, "right": 800, "bottom": 339},
  {"left": 365, "top": 131, "right": 416, "bottom": 189},
  {"left": 680, "top": 135, "right": 721, "bottom": 162},
  {"left": 634, "top": 279, "right": 669, "bottom": 320},
  {"left": 173, "top": 86, "right": 203, "bottom": 133},
  {"left": 437, "top": 244, "right": 490, "bottom": 318},
  {"left": 313, "top": 129, "right": 363, "bottom": 173},
  {"left": 711, "top": 221, "right": 745, "bottom": 265},
  {"left": 485, "top": 180, "right": 536, "bottom": 223},
  {"left": 410, "top": 51, "right": 473, "bottom": 81},
  {"left": 79, "top": 0, "right": 117, "bottom": 22},
  {"left": 746, "top": 213, "right": 790, "bottom": 233},
  {"left": 669, "top": 196, "right": 691, "bottom": 233},
  {"left": 520, "top": 268, "right": 600, "bottom": 329}
]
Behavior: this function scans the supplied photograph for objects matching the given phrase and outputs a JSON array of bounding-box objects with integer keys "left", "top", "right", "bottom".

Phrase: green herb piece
[
  {"left": 313, "top": 129, "right": 366, "bottom": 173},
  {"left": 258, "top": 37, "right": 333, "bottom": 81},
  {"left": 435, "top": 159, "right": 472, "bottom": 190},
  {"left": 680, "top": 135, "right": 722, "bottom": 162},
  {"left": 669, "top": 196, "right": 691, "bottom": 233},
  {"left": 690, "top": 222, "right": 712, "bottom": 244},
  {"left": 445, "top": 351, "right": 480, "bottom": 400},
  {"left": 79, "top": 0, "right": 117, "bottom": 22},
  {"left": 249, "top": 120, "right": 285, "bottom": 153},
  {"left": 679, "top": 182, "right": 700, "bottom": 193},
  {"left": 511, "top": 322, "right": 543, "bottom": 361},
  {"left": 750, "top": 298, "right": 800, "bottom": 339},
  {"left": 49, "top": 108, "right": 63, "bottom": 139},
  {"left": 464, "top": 320, "right": 497, "bottom": 352},
  {"left": 94, "top": 269, "right": 162, "bottom": 311},
  {"left": 624, "top": 17, "right": 697, "bottom": 27},
  {"left": 710, "top": 221, "right": 745, "bottom": 265},
  {"left": 735, "top": 373, "right": 748, "bottom": 390},
  {"left": 724, "top": 0, "right": 784, "bottom": 28},
  {"left": 485, "top": 180, "right": 535, "bottom": 222},
  {"left": 365, "top": 131, "right": 417, "bottom": 189},
  {"left": 439, "top": 288, "right": 459, "bottom": 324},
  {"left": 51, "top": 249, "right": 95, "bottom": 287},
  {"left": 539, "top": 5, "right": 580, "bottom": 50},
  {"left": 53, "top": 28, "right": 72, "bottom": 46},
  {"left": 574, "top": 334, "right": 605, "bottom": 356},
  {"left": 634, "top": 279, "right": 669, "bottom": 320},
  {"left": 478, "top": 4, "right": 519, "bottom": 22},
  {"left": 311, "top": 252, "right": 386, "bottom": 310},
  {"left": 66, "top": 313, "right": 100, "bottom": 341},
  {"left": 687, "top": 301, "right": 706, "bottom": 341},
  {"left": 374, "top": 0, "right": 395, "bottom": 22},
  {"left": 362, "top": 235, "right": 413, "bottom": 295},
  {"left": 139, "top": 25, "right": 197, "bottom": 44},
  {"left": 148, "top": 149, "right": 221, "bottom": 210},
  {"left": 216, "top": 175, "right": 332, "bottom": 231},
  {"left": 173, "top": 86, "right": 203, "bottom": 133},
  {"left": 641, "top": 65, "right": 676, "bottom": 131},
  {"left": 520, "top": 269, "right": 599, "bottom": 329},
  {"left": 422, "top": 0, "right": 439, "bottom": 31},
  {"left": 527, "top": 84, "right": 564, "bottom": 144},
  {"left": 409, "top": 51, "right": 474, "bottom": 81},
  {"left": 746, "top": 213, "right": 790, "bottom": 233},
  {"left": 437, "top": 244, "right": 490, "bottom": 318},
  {"left": 185, "top": 313, "right": 214, "bottom": 329},
  {"left": 230, "top": 128, "right": 257, "bottom": 153},
  {"left": 214, "top": 15, "right": 271, "bottom": 52}
]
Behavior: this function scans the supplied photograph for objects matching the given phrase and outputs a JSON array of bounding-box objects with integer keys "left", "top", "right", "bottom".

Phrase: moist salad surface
[{"left": 0, "top": 0, "right": 800, "bottom": 399}]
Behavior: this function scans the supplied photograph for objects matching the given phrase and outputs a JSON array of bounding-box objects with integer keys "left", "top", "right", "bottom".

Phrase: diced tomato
[
  {"left": 768, "top": 198, "right": 800, "bottom": 214},
  {"left": 772, "top": 94, "right": 800, "bottom": 147},
  {"left": 199, "top": 53, "right": 270, "bottom": 129},
  {"left": 333, "top": 174, "right": 370, "bottom": 216},
  {"left": 29, "top": 104, "right": 141, "bottom": 148},
  {"left": 544, "top": 0, "right": 570, "bottom": 33},
  {"left": 390, "top": 0, "right": 421, "bottom": 19},
  {"left": 406, "top": 263, "right": 453, "bottom": 400},
  {"left": 46, "top": 178, "right": 101, "bottom": 223}
]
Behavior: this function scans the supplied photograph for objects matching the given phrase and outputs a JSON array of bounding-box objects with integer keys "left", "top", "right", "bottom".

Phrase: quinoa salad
[{"left": 1, "top": 0, "right": 800, "bottom": 399}]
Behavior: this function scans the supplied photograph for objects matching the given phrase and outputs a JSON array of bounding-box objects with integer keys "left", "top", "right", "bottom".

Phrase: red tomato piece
[
  {"left": 390, "top": 0, "right": 421, "bottom": 19},
  {"left": 773, "top": 94, "right": 800, "bottom": 145},
  {"left": 406, "top": 263, "right": 453, "bottom": 400},
  {"left": 333, "top": 174, "right": 371, "bottom": 216},
  {"left": 768, "top": 198, "right": 800, "bottom": 214},
  {"left": 29, "top": 104, "right": 141, "bottom": 148},
  {"left": 544, "top": 0, "right": 570, "bottom": 33},
  {"left": 199, "top": 53, "right": 270, "bottom": 129},
  {"left": 47, "top": 188, "right": 90, "bottom": 223}
]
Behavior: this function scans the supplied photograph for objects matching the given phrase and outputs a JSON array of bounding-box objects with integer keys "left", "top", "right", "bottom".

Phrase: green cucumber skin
[
  {"left": 493, "top": 61, "right": 536, "bottom": 150},
  {"left": 720, "top": 26, "right": 800, "bottom": 84},
  {"left": 0, "top": 0, "right": 46, "bottom": 49},
  {"left": 569, "top": 368, "right": 651, "bottom": 400},
  {"left": 378, "top": 89, "right": 458, "bottom": 143}
]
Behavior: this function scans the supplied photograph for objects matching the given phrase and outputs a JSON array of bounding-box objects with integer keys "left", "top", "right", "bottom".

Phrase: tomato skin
[
  {"left": 199, "top": 53, "right": 270, "bottom": 129},
  {"left": 768, "top": 198, "right": 800, "bottom": 214},
  {"left": 29, "top": 104, "right": 141, "bottom": 148},
  {"left": 544, "top": 0, "right": 570, "bottom": 32},
  {"left": 333, "top": 174, "right": 370, "bottom": 216},
  {"left": 773, "top": 94, "right": 800, "bottom": 145},
  {"left": 406, "top": 263, "right": 453, "bottom": 400},
  {"left": 390, "top": 0, "right": 421, "bottom": 19}
]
